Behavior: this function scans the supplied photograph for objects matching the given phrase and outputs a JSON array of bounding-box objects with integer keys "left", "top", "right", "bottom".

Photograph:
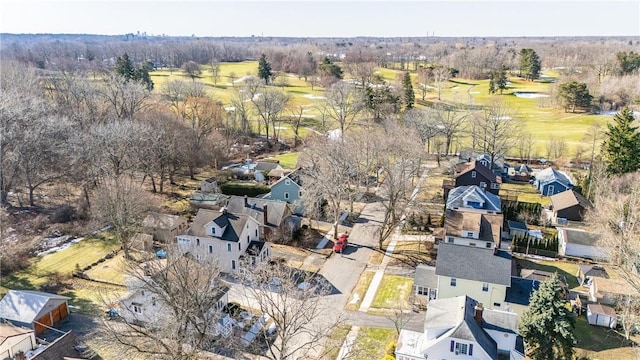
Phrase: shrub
[
  {"left": 50, "top": 205, "right": 77, "bottom": 223},
  {"left": 385, "top": 341, "right": 396, "bottom": 356},
  {"left": 220, "top": 182, "right": 270, "bottom": 197}
]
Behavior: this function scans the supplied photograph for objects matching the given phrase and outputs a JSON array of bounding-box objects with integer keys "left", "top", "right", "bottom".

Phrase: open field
[
  {"left": 151, "top": 63, "right": 614, "bottom": 156},
  {"left": 370, "top": 274, "right": 413, "bottom": 310}
]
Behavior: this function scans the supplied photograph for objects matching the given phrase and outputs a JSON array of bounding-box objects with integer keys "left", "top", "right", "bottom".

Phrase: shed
[
  {"left": 0, "top": 290, "right": 70, "bottom": 335},
  {"left": 550, "top": 190, "right": 593, "bottom": 222},
  {"left": 586, "top": 304, "right": 617, "bottom": 328}
]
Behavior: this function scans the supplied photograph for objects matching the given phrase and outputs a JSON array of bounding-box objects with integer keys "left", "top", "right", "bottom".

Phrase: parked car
[{"left": 333, "top": 233, "right": 349, "bottom": 253}]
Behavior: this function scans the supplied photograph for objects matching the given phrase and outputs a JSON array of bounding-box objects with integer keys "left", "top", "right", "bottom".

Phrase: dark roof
[
  {"left": 247, "top": 241, "right": 266, "bottom": 256},
  {"left": 520, "top": 269, "right": 568, "bottom": 288},
  {"left": 446, "top": 185, "right": 501, "bottom": 212},
  {"left": 255, "top": 161, "right": 281, "bottom": 172},
  {"left": 456, "top": 160, "right": 502, "bottom": 184},
  {"left": 507, "top": 221, "right": 528, "bottom": 231},
  {"left": 559, "top": 227, "right": 602, "bottom": 247},
  {"left": 550, "top": 190, "right": 594, "bottom": 212},
  {"left": 514, "top": 164, "right": 532, "bottom": 174},
  {"left": 33, "top": 331, "right": 100, "bottom": 360},
  {"left": 188, "top": 209, "right": 250, "bottom": 242},
  {"left": 579, "top": 264, "right": 608, "bottom": 278},
  {"left": 435, "top": 243, "right": 512, "bottom": 285},
  {"left": 505, "top": 277, "right": 540, "bottom": 306},
  {"left": 226, "top": 196, "right": 290, "bottom": 227},
  {"left": 414, "top": 264, "right": 437, "bottom": 289}
]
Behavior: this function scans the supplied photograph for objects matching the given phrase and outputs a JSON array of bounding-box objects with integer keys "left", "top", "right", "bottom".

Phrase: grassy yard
[
  {"left": 370, "top": 275, "right": 413, "bottom": 310},
  {"left": 351, "top": 327, "right": 397, "bottom": 360},
  {"left": 388, "top": 241, "right": 434, "bottom": 267},
  {"left": 573, "top": 314, "right": 639, "bottom": 359},
  {"left": 265, "top": 152, "right": 300, "bottom": 169},
  {"left": 323, "top": 325, "right": 352, "bottom": 360},
  {"left": 514, "top": 256, "right": 580, "bottom": 289},
  {"left": 84, "top": 253, "right": 127, "bottom": 284},
  {"left": 346, "top": 270, "right": 375, "bottom": 311},
  {"left": 500, "top": 182, "right": 551, "bottom": 207}
]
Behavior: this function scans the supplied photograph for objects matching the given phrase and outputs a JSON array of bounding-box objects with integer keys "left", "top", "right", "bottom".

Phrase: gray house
[
  {"left": 263, "top": 168, "right": 304, "bottom": 215},
  {"left": 225, "top": 195, "right": 299, "bottom": 241}
]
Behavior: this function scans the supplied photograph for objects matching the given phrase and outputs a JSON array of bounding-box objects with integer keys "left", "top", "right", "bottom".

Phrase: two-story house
[
  {"left": 534, "top": 167, "right": 573, "bottom": 196},
  {"left": 434, "top": 243, "right": 513, "bottom": 309},
  {"left": 225, "top": 195, "right": 299, "bottom": 241},
  {"left": 444, "top": 185, "right": 503, "bottom": 248},
  {"left": 263, "top": 168, "right": 304, "bottom": 215},
  {"left": 396, "top": 296, "right": 525, "bottom": 360},
  {"left": 176, "top": 208, "right": 271, "bottom": 273},
  {"left": 444, "top": 161, "right": 502, "bottom": 199}
]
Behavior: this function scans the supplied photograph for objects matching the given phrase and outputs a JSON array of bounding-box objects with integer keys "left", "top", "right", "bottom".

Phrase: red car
[{"left": 333, "top": 233, "right": 349, "bottom": 253}]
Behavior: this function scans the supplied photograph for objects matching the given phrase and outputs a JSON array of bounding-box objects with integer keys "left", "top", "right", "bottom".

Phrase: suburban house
[
  {"left": 578, "top": 264, "right": 608, "bottom": 287},
  {"left": 200, "top": 177, "right": 219, "bottom": 193},
  {"left": 444, "top": 160, "right": 502, "bottom": 198},
  {"left": 0, "top": 323, "right": 36, "bottom": 359},
  {"left": 512, "top": 164, "right": 533, "bottom": 182},
  {"left": 431, "top": 243, "right": 512, "bottom": 309},
  {"left": 443, "top": 210, "right": 503, "bottom": 249},
  {"left": 0, "top": 290, "right": 70, "bottom": 335},
  {"left": 225, "top": 195, "right": 300, "bottom": 241},
  {"left": 519, "top": 269, "right": 569, "bottom": 298},
  {"left": 458, "top": 151, "right": 507, "bottom": 177},
  {"left": 142, "top": 212, "right": 188, "bottom": 244},
  {"left": 534, "top": 167, "right": 573, "bottom": 196},
  {"left": 550, "top": 190, "right": 593, "bottom": 222},
  {"left": 395, "top": 295, "right": 525, "bottom": 360},
  {"left": 176, "top": 208, "right": 271, "bottom": 273},
  {"left": 586, "top": 304, "right": 617, "bottom": 328},
  {"left": 131, "top": 233, "right": 153, "bottom": 251},
  {"left": 254, "top": 161, "right": 283, "bottom": 182},
  {"left": 588, "top": 267, "right": 640, "bottom": 305},
  {"left": 263, "top": 168, "right": 304, "bottom": 215},
  {"left": 119, "top": 273, "right": 232, "bottom": 337},
  {"left": 413, "top": 264, "right": 438, "bottom": 301},
  {"left": 446, "top": 185, "right": 502, "bottom": 214},
  {"left": 557, "top": 227, "right": 607, "bottom": 260}
]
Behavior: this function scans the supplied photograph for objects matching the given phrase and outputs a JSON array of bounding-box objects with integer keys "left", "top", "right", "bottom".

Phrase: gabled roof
[
  {"left": 435, "top": 243, "right": 512, "bottom": 285},
  {"left": 558, "top": 227, "right": 602, "bottom": 247},
  {"left": 579, "top": 264, "right": 608, "bottom": 278},
  {"left": 455, "top": 160, "right": 502, "bottom": 184},
  {"left": 535, "top": 167, "right": 573, "bottom": 187},
  {"left": 445, "top": 211, "right": 503, "bottom": 244},
  {"left": 414, "top": 264, "right": 437, "bottom": 289},
  {"left": 226, "top": 196, "right": 290, "bottom": 227},
  {"left": 0, "top": 323, "right": 33, "bottom": 346},
  {"left": 550, "top": 190, "right": 593, "bottom": 212},
  {"left": 270, "top": 168, "right": 303, "bottom": 188},
  {"left": 188, "top": 209, "right": 251, "bottom": 242},
  {"left": 587, "top": 303, "right": 616, "bottom": 317},
  {"left": 254, "top": 161, "right": 282, "bottom": 172},
  {"left": 0, "top": 290, "right": 69, "bottom": 324},
  {"left": 446, "top": 185, "right": 501, "bottom": 212},
  {"left": 246, "top": 241, "right": 266, "bottom": 256},
  {"left": 505, "top": 277, "right": 540, "bottom": 306},
  {"left": 514, "top": 164, "right": 533, "bottom": 174},
  {"left": 142, "top": 212, "right": 186, "bottom": 229}
]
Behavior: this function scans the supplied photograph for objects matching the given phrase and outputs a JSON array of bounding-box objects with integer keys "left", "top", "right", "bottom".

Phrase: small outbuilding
[
  {"left": 586, "top": 304, "right": 617, "bottom": 328},
  {"left": 550, "top": 190, "right": 593, "bottom": 222},
  {"left": 0, "top": 290, "right": 70, "bottom": 335}
]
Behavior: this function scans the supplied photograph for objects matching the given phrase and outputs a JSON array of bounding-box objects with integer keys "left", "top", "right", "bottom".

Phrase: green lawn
[
  {"left": 84, "top": 253, "right": 127, "bottom": 284},
  {"left": 500, "top": 182, "right": 551, "bottom": 207},
  {"left": 370, "top": 275, "right": 413, "bottom": 309},
  {"left": 573, "top": 314, "right": 638, "bottom": 358},
  {"left": 323, "top": 325, "right": 352, "bottom": 360},
  {"left": 514, "top": 256, "right": 580, "bottom": 289},
  {"left": 351, "top": 327, "right": 397, "bottom": 360},
  {"left": 265, "top": 152, "right": 300, "bottom": 169}
]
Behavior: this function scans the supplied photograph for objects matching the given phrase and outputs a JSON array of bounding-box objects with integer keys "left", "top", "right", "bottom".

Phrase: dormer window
[{"left": 211, "top": 228, "right": 216, "bottom": 235}]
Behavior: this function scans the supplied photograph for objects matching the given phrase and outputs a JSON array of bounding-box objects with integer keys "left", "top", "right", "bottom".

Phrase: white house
[
  {"left": 0, "top": 290, "right": 70, "bottom": 335},
  {"left": 557, "top": 227, "right": 607, "bottom": 260},
  {"left": 586, "top": 304, "right": 617, "bottom": 328},
  {"left": 446, "top": 185, "right": 502, "bottom": 214},
  {"left": 0, "top": 323, "right": 37, "bottom": 359},
  {"left": 177, "top": 208, "right": 271, "bottom": 273},
  {"left": 396, "top": 296, "right": 525, "bottom": 360}
]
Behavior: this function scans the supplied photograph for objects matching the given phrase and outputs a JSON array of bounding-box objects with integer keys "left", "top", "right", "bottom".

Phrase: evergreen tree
[
  {"left": 558, "top": 81, "right": 592, "bottom": 113},
  {"left": 488, "top": 65, "right": 508, "bottom": 94},
  {"left": 402, "top": 72, "right": 414, "bottom": 110},
  {"left": 519, "top": 49, "right": 541, "bottom": 81},
  {"left": 520, "top": 273, "right": 576, "bottom": 360},
  {"left": 603, "top": 107, "right": 640, "bottom": 175},
  {"left": 319, "top": 57, "right": 343, "bottom": 79},
  {"left": 258, "top": 53, "right": 272, "bottom": 85},
  {"left": 115, "top": 53, "right": 135, "bottom": 81},
  {"left": 134, "top": 61, "right": 154, "bottom": 91}
]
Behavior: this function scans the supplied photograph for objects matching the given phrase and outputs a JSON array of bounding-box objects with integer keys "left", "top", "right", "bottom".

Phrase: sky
[{"left": 1, "top": 0, "right": 639, "bottom": 38}]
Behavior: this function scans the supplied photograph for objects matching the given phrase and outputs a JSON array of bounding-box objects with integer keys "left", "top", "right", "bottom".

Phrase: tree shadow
[{"left": 574, "top": 315, "right": 635, "bottom": 352}]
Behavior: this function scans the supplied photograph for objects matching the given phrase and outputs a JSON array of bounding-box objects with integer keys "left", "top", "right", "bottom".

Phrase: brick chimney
[
  {"left": 263, "top": 205, "right": 268, "bottom": 225},
  {"left": 244, "top": 195, "right": 248, "bottom": 207},
  {"left": 474, "top": 303, "right": 484, "bottom": 324}
]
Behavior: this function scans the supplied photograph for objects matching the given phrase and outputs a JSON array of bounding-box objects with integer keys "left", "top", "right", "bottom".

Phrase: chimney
[
  {"left": 244, "top": 195, "right": 248, "bottom": 207},
  {"left": 474, "top": 303, "right": 484, "bottom": 324},
  {"left": 263, "top": 205, "right": 268, "bottom": 225}
]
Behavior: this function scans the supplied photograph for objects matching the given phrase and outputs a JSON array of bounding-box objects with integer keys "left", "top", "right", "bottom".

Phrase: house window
[
  {"left": 466, "top": 232, "right": 474, "bottom": 238},
  {"left": 471, "top": 171, "right": 477, "bottom": 178},
  {"left": 196, "top": 238, "right": 200, "bottom": 246},
  {"left": 209, "top": 245, "right": 213, "bottom": 254},
  {"left": 251, "top": 256, "right": 257, "bottom": 265},
  {"left": 231, "top": 260, "right": 236, "bottom": 270},
  {"left": 447, "top": 237, "right": 454, "bottom": 243},
  {"left": 247, "top": 235, "right": 250, "bottom": 243},
  {"left": 547, "top": 185, "right": 555, "bottom": 195},
  {"left": 211, "top": 228, "right": 216, "bottom": 235},
  {"left": 284, "top": 192, "right": 289, "bottom": 200},
  {"left": 285, "top": 179, "right": 290, "bottom": 185},
  {"left": 469, "top": 242, "right": 476, "bottom": 246},
  {"left": 416, "top": 286, "right": 428, "bottom": 296},
  {"left": 227, "top": 243, "right": 232, "bottom": 252},
  {"left": 238, "top": 243, "right": 241, "bottom": 251},
  {"left": 133, "top": 304, "right": 143, "bottom": 314},
  {"left": 255, "top": 229, "right": 258, "bottom": 237},
  {"left": 479, "top": 181, "right": 487, "bottom": 189},
  {"left": 493, "top": 302, "right": 501, "bottom": 307},
  {"left": 491, "top": 182, "right": 500, "bottom": 189},
  {"left": 178, "top": 238, "right": 190, "bottom": 245},
  {"left": 450, "top": 278, "right": 457, "bottom": 287},
  {"left": 482, "top": 283, "right": 489, "bottom": 292},
  {"left": 486, "top": 242, "right": 492, "bottom": 248},
  {"left": 451, "top": 341, "right": 471, "bottom": 355}
]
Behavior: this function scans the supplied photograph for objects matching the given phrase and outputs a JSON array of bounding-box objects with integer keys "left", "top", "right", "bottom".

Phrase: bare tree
[
  {"left": 322, "top": 82, "right": 365, "bottom": 137},
  {"left": 92, "top": 176, "right": 157, "bottom": 259},
  {"left": 234, "top": 260, "right": 343, "bottom": 360},
  {"left": 247, "top": 84, "right": 290, "bottom": 146},
  {"left": 100, "top": 74, "right": 150, "bottom": 120},
  {"left": 433, "top": 66, "right": 451, "bottom": 101},
  {"left": 471, "top": 100, "right": 521, "bottom": 166},
  {"left": 287, "top": 104, "right": 307, "bottom": 148},
  {"left": 433, "top": 104, "right": 468, "bottom": 156},
  {"left": 516, "top": 132, "right": 534, "bottom": 163},
  {"left": 182, "top": 61, "right": 201, "bottom": 81},
  {"left": 209, "top": 59, "right": 221, "bottom": 85},
  {"left": 100, "top": 249, "right": 231, "bottom": 359},
  {"left": 228, "top": 71, "right": 237, "bottom": 87},
  {"left": 617, "top": 295, "right": 640, "bottom": 341},
  {"left": 416, "top": 66, "right": 434, "bottom": 101},
  {"left": 229, "top": 88, "right": 253, "bottom": 135}
]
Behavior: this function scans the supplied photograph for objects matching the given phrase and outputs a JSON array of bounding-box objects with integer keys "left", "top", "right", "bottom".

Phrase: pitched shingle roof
[
  {"left": 446, "top": 185, "right": 501, "bottom": 212},
  {"left": 226, "top": 196, "right": 290, "bottom": 227},
  {"left": 456, "top": 160, "right": 502, "bottom": 184},
  {"left": 0, "top": 290, "right": 69, "bottom": 324},
  {"left": 558, "top": 227, "right": 601, "bottom": 246},
  {"left": 435, "top": 243, "right": 512, "bottom": 285},
  {"left": 142, "top": 212, "right": 185, "bottom": 229},
  {"left": 188, "top": 209, "right": 250, "bottom": 242},
  {"left": 550, "top": 190, "right": 593, "bottom": 211},
  {"left": 414, "top": 264, "right": 437, "bottom": 289},
  {"left": 445, "top": 211, "right": 503, "bottom": 244},
  {"left": 535, "top": 167, "right": 572, "bottom": 186}
]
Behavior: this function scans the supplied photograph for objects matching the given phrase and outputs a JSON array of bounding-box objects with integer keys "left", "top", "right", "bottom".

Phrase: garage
[
  {"left": 586, "top": 303, "right": 617, "bottom": 329},
  {"left": 0, "top": 290, "right": 71, "bottom": 335}
]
